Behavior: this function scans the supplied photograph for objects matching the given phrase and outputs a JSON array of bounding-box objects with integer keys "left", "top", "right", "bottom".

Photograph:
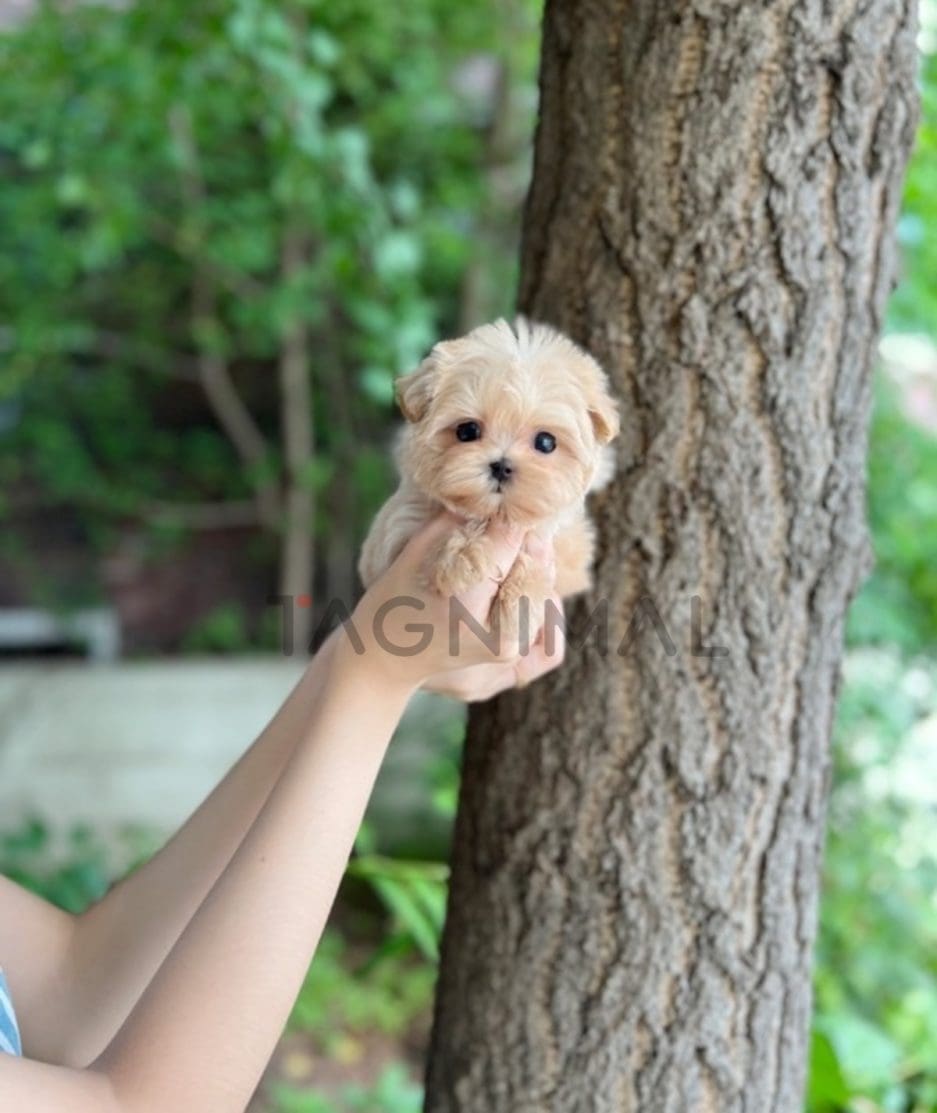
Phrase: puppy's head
[{"left": 395, "top": 318, "right": 619, "bottom": 526}]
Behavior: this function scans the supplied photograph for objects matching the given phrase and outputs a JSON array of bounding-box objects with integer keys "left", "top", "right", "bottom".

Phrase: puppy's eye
[
  {"left": 533, "top": 431, "right": 557, "bottom": 454},
  {"left": 456, "top": 421, "right": 482, "bottom": 442}
]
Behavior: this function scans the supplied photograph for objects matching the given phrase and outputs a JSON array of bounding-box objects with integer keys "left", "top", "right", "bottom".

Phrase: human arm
[
  {"left": 59, "top": 529, "right": 563, "bottom": 1064},
  {"left": 0, "top": 517, "right": 559, "bottom": 1111},
  {"left": 0, "top": 641, "right": 407, "bottom": 1112},
  {"left": 0, "top": 632, "right": 339, "bottom": 1068}
]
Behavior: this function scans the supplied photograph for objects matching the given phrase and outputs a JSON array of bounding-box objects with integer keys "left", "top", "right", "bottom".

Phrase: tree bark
[{"left": 424, "top": 2, "right": 919, "bottom": 1111}]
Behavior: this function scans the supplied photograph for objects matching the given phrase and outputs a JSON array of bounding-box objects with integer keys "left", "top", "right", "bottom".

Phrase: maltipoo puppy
[{"left": 358, "top": 317, "right": 619, "bottom": 636}]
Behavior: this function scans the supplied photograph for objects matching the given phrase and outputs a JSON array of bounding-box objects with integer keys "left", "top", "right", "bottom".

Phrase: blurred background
[{"left": 0, "top": 2, "right": 934, "bottom": 1110}]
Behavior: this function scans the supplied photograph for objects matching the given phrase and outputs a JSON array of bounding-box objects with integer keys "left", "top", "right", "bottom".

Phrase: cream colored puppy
[{"left": 358, "top": 317, "right": 619, "bottom": 636}]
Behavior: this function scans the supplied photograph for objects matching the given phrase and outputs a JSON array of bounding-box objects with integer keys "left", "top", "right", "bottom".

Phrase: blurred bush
[
  {"left": 810, "top": 651, "right": 937, "bottom": 1112},
  {"left": 0, "top": 0, "right": 536, "bottom": 641},
  {"left": 888, "top": 44, "right": 937, "bottom": 337},
  {"left": 271, "top": 1064, "right": 423, "bottom": 1113},
  {"left": 848, "top": 43, "right": 937, "bottom": 653},
  {"left": 847, "top": 377, "right": 937, "bottom": 650}
]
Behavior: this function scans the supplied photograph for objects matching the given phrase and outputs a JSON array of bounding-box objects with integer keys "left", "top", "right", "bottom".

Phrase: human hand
[
  {"left": 342, "top": 515, "right": 560, "bottom": 695},
  {"left": 421, "top": 590, "right": 566, "bottom": 701}
]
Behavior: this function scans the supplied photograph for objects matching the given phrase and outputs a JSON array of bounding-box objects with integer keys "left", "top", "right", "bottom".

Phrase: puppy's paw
[{"left": 429, "top": 523, "right": 494, "bottom": 596}]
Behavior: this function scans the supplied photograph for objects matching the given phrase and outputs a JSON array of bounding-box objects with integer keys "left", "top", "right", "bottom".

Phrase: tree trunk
[
  {"left": 424, "top": 2, "right": 919, "bottom": 1111},
  {"left": 278, "top": 221, "right": 315, "bottom": 654}
]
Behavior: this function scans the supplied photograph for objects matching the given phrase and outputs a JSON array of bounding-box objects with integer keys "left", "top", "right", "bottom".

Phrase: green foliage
[
  {"left": 349, "top": 826, "right": 448, "bottom": 961},
  {"left": 808, "top": 1030, "right": 852, "bottom": 1112},
  {"left": 180, "top": 601, "right": 252, "bottom": 653},
  {"left": 809, "top": 650, "right": 937, "bottom": 1111},
  {"left": 826, "top": 45, "right": 937, "bottom": 1103},
  {"left": 0, "top": 818, "right": 435, "bottom": 1108},
  {"left": 887, "top": 46, "right": 937, "bottom": 336},
  {"left": 287, "top": 930, "right": 434, "bottom": 1054},
  {"left": 850, "top": 35, "right": 937, "bottom": 654},
  {"left": 0, "top": 0, "right": 505, "bottom": 604},
  {"left": 0, "top": 820, "right": 154, "bottom": 913},
  {"left": 848, "top": 377, "right": 937, "bottom": 650},
  {"left": 271, "top": 1064, "right": 422, "bottom": 1113}
]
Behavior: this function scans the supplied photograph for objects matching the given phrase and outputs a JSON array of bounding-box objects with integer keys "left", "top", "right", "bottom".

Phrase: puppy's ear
[
  {"left": 571, "top": 350, "right": 620, "bottom": 444},
  {"left": 395, "top": 339, "right": 467, "bottom": 422},
  {"left": 588, "top": 387, "right": 621, "bottom": 445},
  {"left": 395, "top": 355, "right": 440, "bottom": 423}
]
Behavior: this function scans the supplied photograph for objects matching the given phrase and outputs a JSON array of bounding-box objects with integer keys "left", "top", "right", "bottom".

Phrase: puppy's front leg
[{"left": 430, "top": 519, "right": 501, "bottom": 597}]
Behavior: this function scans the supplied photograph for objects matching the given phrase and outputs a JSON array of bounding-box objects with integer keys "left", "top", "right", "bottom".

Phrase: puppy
[{"left": 358, "top": 317, "right": 619, "bottom": 637}]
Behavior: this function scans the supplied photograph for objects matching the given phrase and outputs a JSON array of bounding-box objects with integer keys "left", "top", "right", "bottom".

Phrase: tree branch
[
  {"left": 5, "top": 490, "right": 261, "bottom": 532},
  {"left": 167, "top": 104, "right": 281, "bottom": 531},
  {"left": 277, "top": 216, "right": 315, "bottom": 647},
  {"left": 143, "top": 499, "right": 261, "bottom": 530}
]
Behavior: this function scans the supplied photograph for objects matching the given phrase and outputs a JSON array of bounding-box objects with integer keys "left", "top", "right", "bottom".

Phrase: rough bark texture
[{"left": 425, "top": 2, "right": 919, "bottom": 1111}]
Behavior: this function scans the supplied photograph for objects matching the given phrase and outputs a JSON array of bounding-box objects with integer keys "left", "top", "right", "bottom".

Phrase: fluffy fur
[{"left": 358, "top": 317, "right": 620, "bottom": 634}]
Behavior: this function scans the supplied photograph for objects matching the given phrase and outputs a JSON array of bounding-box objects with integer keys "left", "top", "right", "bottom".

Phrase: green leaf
[
  {"left": 369, "top": 874, "right": 440, "bottom": 960},
  {"left": 807, "top": 1030, "right": 850, "bottom": 1110},
  {"left": 822, "top": 1014, "right": 903, "bottom": 1092},
  {"left": 307, "top": 30, "right": 341, "bottom": 68}
]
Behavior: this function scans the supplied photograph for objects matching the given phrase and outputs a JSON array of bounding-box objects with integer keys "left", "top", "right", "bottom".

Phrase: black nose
[{"left": 489, "top": 458, "right": 513, "bottom": 483}]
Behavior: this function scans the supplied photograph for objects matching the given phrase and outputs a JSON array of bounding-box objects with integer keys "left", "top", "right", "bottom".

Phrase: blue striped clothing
[{"left": 0, "top": 969, "right": 22, "bottom": 1056}]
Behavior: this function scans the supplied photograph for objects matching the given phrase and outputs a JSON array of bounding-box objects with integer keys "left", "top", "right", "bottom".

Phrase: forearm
[
  {"left": 54, "top": 637, "right": 336, "bottom": 1067},
  {"left": 0, "top": 515, "right": 551, "bottom": 1111},
  {"left": 93, "top": 641, "right": 411, "bottom": 1112}
]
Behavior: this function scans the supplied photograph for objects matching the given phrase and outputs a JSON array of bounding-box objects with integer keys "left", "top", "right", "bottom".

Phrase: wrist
[{"left": 330, "top": 620, "right": 420, "bottom": 707}]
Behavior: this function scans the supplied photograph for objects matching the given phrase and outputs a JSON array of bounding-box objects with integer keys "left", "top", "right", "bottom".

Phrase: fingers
[
  {"left": 422, "top": 594, "right": 565, "bottom": 701},
  {"left": 467, "top": 595, "right": 566, "bottom": 693},
  {"left": 514, "top": 638, "right": 564, "bottom": 686},
  {"left": 482, "top": 520, "right": 527, "bottom": 583},
  {"left": 522, "top": 530, "right": 555, "bottom": 569},
  {"left": 457, "top": 522, "right": 526, "bottom": 616},
  {"left": 516, "top": 594, "right": 566, "bottom": 685},
  {"left": 388, "top": 517, "right": 561, "bottom": 682},
  {"left": 363, "top": 514, "right": 563, "bottom": 690},
  {"left": 517, "top": 589, "right": 564, "bottom": 652},
  {"left": 464, "top": 613, "right": 565, "bottom": 695}
]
